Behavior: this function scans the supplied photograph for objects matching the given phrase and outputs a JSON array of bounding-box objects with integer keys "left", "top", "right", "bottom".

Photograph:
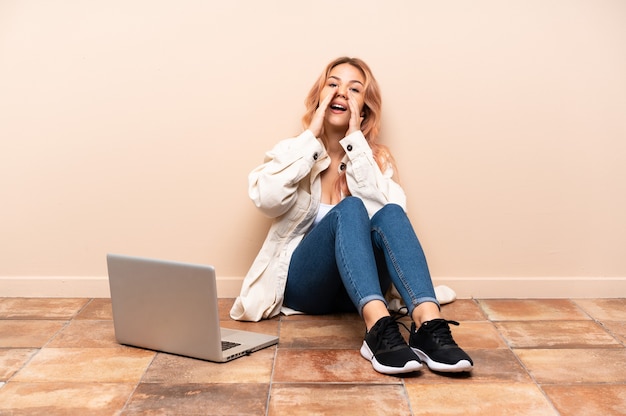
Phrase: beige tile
[
  {"left": 12, "top": 347, "right": 155, "bottom": 383},
  {"left": 3, "top": 295, "right": 625, "bottom": 415},
  {"left": 269, "top": 384, "right": 411, "bottom": 416},
  {"left": 515, "top": 349, "right": 626, "bottom": 384},
  {"left": 75, "top": 298, "right": 113, "bottom": 320},
  {"left": 440, "top": 299, "right": 487, "bottom": 321},
  {"left": 602, "top": 320, "right": 626, "bottom": 344},
  {"left": 0, "top": 382, "right": 134, "bottom": 415},
  {"left": 406, "top": 383, "right": 557, "bottom": 415},
  {"left": 542, "top": 384, "right": 626, "bottom": 416},
  {"left": 478, "top": 299, "right": 590, "bottom": 321},
  {"left": 124, "top": 383, "right": 269, "bottom": 415},
  {"left": 448, "top": 321, "right": 508, "bottom": 350},
  {"left": 405, "top": 349, "right": 531, "bottom": 384},
  {"left": 142, "top": 348, "right": 275, "bottom": 384},
  {"left": 46, "top": 320, "right": 119, "bottom": 348},
  {"left": 575, "top": 298, "right": 626, "bottom": 322},
  {"left": 0, "top": 349, "right": 38, "bottom": 381},
  {"left": 0, "top": 298, "right": 89, "bottom": 319},
  {"left": 0, "top": 320, "right": 66, "bottom": 348},
  {"left": 273, "top": 349, "right": 402, "bottom": 383},
  {"left": 218, "top": 298, "right": 236, "bottom": 320},
  {"left": 279, "top": 319, "right": 364, "bottom": 349},
  {"left": 280, "top": 312, "right": 362, "bottom": 321},
  {"left": 495, "top": 320, "right": 621, "bottom": 348}
]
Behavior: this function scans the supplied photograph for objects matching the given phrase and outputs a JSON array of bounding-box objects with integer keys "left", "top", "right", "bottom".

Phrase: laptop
[{"left": 106, "top": 253, "right": 278, "bottom": 362}]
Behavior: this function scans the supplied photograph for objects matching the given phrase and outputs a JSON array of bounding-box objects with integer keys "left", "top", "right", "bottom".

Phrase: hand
[
  {"left": 346, "top": 91, "right": 364, "bottom": 136},
  {"left": 308, "top": 91, "right": 334, "bottom": 138}
]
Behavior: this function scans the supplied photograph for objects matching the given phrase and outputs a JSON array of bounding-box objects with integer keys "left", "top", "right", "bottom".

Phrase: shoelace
[
  {"left": 424, "top": 319, "right": 460, "bottom": 347},
  {"left": 375, "top": 316, "right": 410, "bottom": 351},
  {"left": 391, "top": 306, "right": 410, "bottom": 319},
  {"left": 390, "top": 307, "right": 460, "bottom": 347}
]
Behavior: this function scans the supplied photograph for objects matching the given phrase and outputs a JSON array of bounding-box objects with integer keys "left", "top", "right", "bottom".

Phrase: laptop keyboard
[{"left": 221, "top": 340, "right": 241, "bottom": 351}]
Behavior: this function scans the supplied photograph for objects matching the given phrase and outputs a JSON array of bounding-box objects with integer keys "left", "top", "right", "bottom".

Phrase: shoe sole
[
  {"left": 360, "top": 341, "right": 423, "bottom": 375},
  {"left": 412, "top": 348, "right": 473, "bottom": 372}
]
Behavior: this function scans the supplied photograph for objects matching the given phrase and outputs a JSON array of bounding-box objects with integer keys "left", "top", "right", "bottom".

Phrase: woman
[{"left": 230, "top": 57, "right": 473, "bottom": 375}]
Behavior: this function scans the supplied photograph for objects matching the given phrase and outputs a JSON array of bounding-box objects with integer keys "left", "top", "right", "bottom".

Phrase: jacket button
[
  {"left": 340, "top": 163, "right": 346, "bottom": 171},
  {"left": 313, "top": 152, "right": 318, "bottom": 160},
  {"left": 346, "top": 145, "right": 353, "bottom": 151}
]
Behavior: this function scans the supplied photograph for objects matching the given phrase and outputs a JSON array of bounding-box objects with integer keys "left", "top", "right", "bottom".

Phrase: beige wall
[{"left": 1, "top": 0, "right": 625, "bottom": 298}]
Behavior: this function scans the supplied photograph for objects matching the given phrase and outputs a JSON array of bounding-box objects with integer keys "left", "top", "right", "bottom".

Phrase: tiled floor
[{"left": 1, "top": 298, "right": 626, "bottom": 415}]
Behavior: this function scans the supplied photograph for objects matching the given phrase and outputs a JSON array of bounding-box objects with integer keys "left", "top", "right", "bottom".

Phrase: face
[{"left": 319, "top": 63, "right": 366, "bottom": 128}]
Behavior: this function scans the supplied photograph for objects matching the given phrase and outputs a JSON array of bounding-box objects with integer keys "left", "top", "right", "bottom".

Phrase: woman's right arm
[{"left": 248, "top": 130, "right": 323, "bottom": 218}]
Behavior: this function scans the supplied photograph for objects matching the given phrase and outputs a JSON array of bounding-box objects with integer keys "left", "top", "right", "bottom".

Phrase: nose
[{"left": 336, "top": 87, "right": 348, "bottom": 100}]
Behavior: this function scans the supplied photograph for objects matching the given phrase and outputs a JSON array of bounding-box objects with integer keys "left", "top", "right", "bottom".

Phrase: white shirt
[{"left": 313, "top": 203, "right": 335, "bottom": 227}]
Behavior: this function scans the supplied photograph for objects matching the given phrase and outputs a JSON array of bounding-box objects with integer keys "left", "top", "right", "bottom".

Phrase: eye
[
  {"left": 329, "top": 83, "right": 338, "bottom": 88},
  {"left": 349, "top": 87, "right": 360, "bottom": 93}
]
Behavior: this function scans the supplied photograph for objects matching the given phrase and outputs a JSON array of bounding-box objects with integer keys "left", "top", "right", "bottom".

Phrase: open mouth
[{"left": 330, "top": 103, "right": 347, "bottom": 112}]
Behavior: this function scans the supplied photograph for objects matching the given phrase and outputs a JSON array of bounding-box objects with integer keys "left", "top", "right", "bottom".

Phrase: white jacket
[{"left": 229, "top": 129, "right": 406, "bottom": 321}]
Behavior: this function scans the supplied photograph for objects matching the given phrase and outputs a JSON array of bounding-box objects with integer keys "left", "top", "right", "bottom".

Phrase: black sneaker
[
  {"left": 409, "top": 319, "right": 473, "bottom": 372},
  {"left": 360, "top": 316, "right": 423, "bottom": 375}
]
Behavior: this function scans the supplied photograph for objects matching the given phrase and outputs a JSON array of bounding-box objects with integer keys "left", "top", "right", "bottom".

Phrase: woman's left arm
[{"left": 340, "top": 131, "right": 407, "bottom": 216}]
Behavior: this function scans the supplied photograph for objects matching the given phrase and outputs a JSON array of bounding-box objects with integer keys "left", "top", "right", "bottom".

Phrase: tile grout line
[
  {"left": 401, "top": 378, "right": 415, "bottom": 416},
  {"left": 73, "top": 298, "right": 94, "bottom": 319},
  {"left": 3, "top": 297, "right": 625, "bottom": 414},
  {"left": 117, "top": 347, "right": 159, "bottom": 414},
  {"left": 1, "top": 299, "right": 91, "bottom": 387},
  {"left": 475, "top": 298, "right": 559, "bottom": 410},
  {"left": 265, "top": 315, "right": 283, "bottom": 416},
  {"left": 80, "top": 296, "right": 157, "bottom": 416},
  {"left": 572, "top": 299, "right": 626, "bottom": 349}
]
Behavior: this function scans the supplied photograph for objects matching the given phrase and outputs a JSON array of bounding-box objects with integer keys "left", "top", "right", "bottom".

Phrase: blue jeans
[{"left": 284, "top": 196, "right": 439, "bottom": 317}]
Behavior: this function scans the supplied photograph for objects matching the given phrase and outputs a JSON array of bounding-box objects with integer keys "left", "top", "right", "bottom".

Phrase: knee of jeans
[
  {"left": 381, "top": 203, "right": 403, "bottom": 215},
  {"left": 339, "top": 196, "right": 368, "bottom": 215},
  {"left": 372, "top": 202, "right": 404, "bottom": 223}
]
